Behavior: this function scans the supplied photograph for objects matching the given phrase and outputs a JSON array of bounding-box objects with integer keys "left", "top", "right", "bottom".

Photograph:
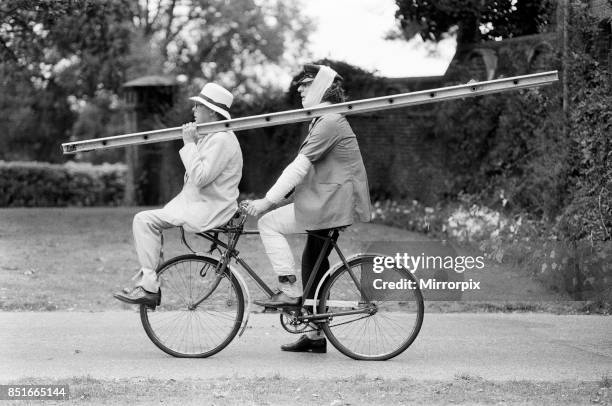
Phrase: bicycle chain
[{"left": 286, "top": 313, "right": 373, "bottom": 334}]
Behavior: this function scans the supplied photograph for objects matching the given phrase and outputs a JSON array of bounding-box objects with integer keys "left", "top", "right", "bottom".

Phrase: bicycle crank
[{"left": 280, "top": 309, "right": 316, "bottom": 334}]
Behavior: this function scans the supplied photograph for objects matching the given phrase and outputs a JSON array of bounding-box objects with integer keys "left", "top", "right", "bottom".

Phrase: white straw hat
[{"left": 189, "top": 83, "right": 233, "bottom": 120}]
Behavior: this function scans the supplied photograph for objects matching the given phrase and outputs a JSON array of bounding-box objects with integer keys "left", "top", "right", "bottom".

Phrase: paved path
[{"left": 1, "top": 312, "right": 610, "bottom": 382}]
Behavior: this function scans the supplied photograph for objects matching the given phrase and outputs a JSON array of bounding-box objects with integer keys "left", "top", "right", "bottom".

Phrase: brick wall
[
  {"left": 337, "top": 77, "right": 446, "bottom": 205},
  {"left": 348, "top": 110, "right": 444, "bottom": 204}
]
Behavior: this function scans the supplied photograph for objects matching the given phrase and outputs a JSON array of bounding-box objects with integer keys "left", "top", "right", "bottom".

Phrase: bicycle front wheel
[
  {"left": 140, "top": 254, "right": 244, "bottom": 358},
  {"left": 319, "top": 255, "right": 424, "bottom": 360}
]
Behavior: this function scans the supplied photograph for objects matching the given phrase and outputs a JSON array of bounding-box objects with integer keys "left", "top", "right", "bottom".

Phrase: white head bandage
[{"left": 302, "top": 66, "right": 338, "bottom": 108}]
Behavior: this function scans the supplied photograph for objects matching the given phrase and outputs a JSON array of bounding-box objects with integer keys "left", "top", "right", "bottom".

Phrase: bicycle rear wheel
[
  {"left": 319, "top": 255, "right": 424, "bottom": 360},
  {"left": 140, "top": 254, "right": 244, "bottom": 358}
]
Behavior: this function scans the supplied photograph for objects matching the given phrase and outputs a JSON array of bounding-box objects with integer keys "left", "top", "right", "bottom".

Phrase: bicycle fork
[
  {"left": 189, "top": 255, "right": 253, "bottom": 337},
  {"left": 190, "top": 244, "right": 235, "bottom": 309}
]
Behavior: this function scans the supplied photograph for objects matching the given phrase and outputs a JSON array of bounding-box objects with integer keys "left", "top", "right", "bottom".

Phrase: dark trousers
[{"left": 301, "top": 229, "right": 335, "bottom": 301}]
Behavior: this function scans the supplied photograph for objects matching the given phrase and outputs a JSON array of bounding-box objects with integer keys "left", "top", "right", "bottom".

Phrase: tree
[
  {"left": 126, "top": 0, "right": 312, "bottom": 96},
  {"left": 0, "top": 0, "right": 133, "bottom": 97},
  {"left": 0, "top": 0, "right": 133, "bottom": 161},
  {"left": 393, "top": 0, "right": 554, "bottom": 48},
  {"left": 0, "top": 0, "right": 312, "bottom": 161}
]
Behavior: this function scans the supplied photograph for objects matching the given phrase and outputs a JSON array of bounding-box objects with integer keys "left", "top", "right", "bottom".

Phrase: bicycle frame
[
  {"left": 143, "top": 211, "right": 424, "bottom": 360},
  {"left": 179, "top": 223, "right": 376, "bottom": 323}
]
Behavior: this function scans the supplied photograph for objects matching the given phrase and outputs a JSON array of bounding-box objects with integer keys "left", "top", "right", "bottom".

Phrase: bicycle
[{"left": 139, "top": 204, "right": 424, "bottom": 361}]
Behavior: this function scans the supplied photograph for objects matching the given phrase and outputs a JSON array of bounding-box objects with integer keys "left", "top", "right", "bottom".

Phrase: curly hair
[{"left": 321, "top": 81, "right": 347, "bottom": 104}]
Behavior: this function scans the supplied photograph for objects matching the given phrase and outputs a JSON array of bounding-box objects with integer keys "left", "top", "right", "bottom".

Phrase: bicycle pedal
[{"left": 263, "top": 306, "right": 280, "bottom": 313}]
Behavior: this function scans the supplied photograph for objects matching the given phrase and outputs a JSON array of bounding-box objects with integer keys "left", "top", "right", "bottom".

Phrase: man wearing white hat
[{"left": 114, "top": 83, "right": 243, "bottom": 307}]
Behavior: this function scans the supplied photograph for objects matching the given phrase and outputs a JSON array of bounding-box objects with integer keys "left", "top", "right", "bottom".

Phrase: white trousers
[
  {"left": 257, "top": 203, "right": 304, "bottom": 298},
  {"left": 131, "top": 209, "right": 179, "bottom": 292}
]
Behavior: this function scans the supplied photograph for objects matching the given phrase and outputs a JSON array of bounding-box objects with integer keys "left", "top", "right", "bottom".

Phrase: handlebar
[
  {"left": 238, "top": 200, "right": 250, "bottom": 213},
  {"left": 234, "top": 200, "right": 251, "bottom": 228}
]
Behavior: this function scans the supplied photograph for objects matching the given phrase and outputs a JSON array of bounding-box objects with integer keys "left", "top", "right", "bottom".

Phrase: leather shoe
[
  {"left": 254, "top": 291, "right": 301, "bottom": 308},
  {"left": 113, "top": 286, "right": 161, "bottom": 308},
  {"left": 281, "top": 334, "right": 326, "bottom": 353}
]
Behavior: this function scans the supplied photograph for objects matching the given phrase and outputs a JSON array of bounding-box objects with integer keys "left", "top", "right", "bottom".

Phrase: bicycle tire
[
  {"left": 319, "top": 254, "right": 424, "bottom": 361},
  {"left": 140, "top": 254, "right": 244, "bottom": 358}
]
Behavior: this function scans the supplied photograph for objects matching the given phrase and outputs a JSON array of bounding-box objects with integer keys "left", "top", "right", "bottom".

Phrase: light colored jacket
[
  {"left": 294, "top": 113, "right": 372, "bottom": 229},
  {"left": 164, "top": 131, "right": 242, "bottom": 232}
]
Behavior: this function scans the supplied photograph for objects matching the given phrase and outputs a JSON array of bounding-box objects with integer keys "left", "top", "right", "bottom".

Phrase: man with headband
[{"left": 245, "top": 64, "right": 372, "bottom": 353}]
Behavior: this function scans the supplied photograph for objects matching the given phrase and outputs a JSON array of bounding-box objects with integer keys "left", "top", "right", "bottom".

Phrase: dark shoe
[
  {"left": 281, "top": 334, "right": 326, "bottom": 353},
  {"left": 254, "top": 291, "right": 301, "bottom": 308},
  {"left": 113, "top": 286, "right": 161, "bottom": 307}
]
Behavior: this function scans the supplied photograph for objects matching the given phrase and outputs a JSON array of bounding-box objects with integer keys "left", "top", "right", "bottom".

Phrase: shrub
[
  {"left": 372, "top": 196, "right": 611, "bottom": 307},
  {"left": 0, "top": 161, "right": 126, "bottom": 207}
]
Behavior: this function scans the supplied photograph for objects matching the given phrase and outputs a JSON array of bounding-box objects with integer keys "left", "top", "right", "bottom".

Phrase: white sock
[{"left": 307, "top": 325, "right": 323, "bottom": 339}]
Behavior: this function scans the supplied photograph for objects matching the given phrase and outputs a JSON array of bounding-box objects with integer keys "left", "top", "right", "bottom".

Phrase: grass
[
  {"left": 2, "top": 375, "right": 610, "bottom": 405},
  {"left": 0, "top": 207, "right": 595, "bottom": 313}
]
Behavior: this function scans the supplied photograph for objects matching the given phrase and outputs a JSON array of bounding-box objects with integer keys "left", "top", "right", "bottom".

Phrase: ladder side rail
[{"left": 61, "top": 71, "right": 558, "bottom": 154}]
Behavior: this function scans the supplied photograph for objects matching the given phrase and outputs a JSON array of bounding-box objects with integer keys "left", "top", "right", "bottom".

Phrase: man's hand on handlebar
[{"left": 242, "top": 198, "right": 273, "bottom": 217}]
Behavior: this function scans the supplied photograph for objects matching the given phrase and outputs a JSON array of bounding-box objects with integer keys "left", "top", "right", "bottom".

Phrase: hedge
[{"left": 0, "top": 161, "right": 126, "bottom": 207}]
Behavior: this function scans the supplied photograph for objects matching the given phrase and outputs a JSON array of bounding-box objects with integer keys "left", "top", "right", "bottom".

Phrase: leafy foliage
[
  {"left": 551, "top": 5, "right": 612, "bottom": 303},
  {"left": 435, "top": 85, "right": 568, "bottom": 219},
  {"left": 0, "top": 0, "right": 133, "bottom": 96},
  {"left": 167, "top": 0, "right": 312, "bottom": 93},
  {"left": 0, "top": 161, "right": 126, "bottom": 206},
  {"left": 557, "top": 4, "right": 612, "bottom": 243},
  {"left": 0, "top": 0, "right": 133, "bottom": 162},
  {"left": 393, "top": 0, "right": 555, "bottom": 46}
]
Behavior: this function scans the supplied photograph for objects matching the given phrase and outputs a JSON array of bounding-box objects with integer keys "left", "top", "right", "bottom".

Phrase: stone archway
[
  {"left": 467, "top": 48, "right": 498, "bottom": 80},
  {"left": 527, "top": 41, "right": 555, "bottom": 72}
]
